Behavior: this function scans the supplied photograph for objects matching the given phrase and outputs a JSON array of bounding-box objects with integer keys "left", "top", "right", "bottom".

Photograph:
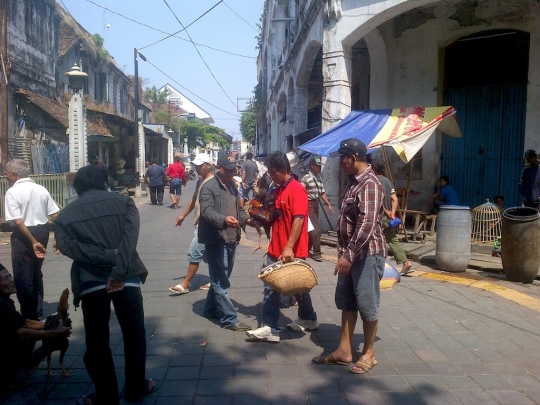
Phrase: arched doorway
[{"left": 442, "top": 30, "right": 530, "bottom": 208}]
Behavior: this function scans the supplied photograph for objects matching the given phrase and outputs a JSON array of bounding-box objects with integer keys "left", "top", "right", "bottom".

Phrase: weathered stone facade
[{"left": 257, "top": 0, "right": 540, "bottom": 222}]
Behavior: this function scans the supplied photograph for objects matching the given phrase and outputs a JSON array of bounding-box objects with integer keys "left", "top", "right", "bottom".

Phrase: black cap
[
  {"left": 524, "top": 149, "right": 537, "bottom": 159},
  {"left": 333, "top": 138, "right": 367, "bottom": 158},
  {"left": 217, "top": 155, "right": 237, "bottom": 170}
]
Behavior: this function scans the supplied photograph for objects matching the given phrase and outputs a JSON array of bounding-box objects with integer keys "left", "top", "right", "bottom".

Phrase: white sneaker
[
  {"left": 287, "top": 318, "right": 319, "bottom": 332},
  {"left": 245, "top": 326, "right": 280, "bottom": 342}
]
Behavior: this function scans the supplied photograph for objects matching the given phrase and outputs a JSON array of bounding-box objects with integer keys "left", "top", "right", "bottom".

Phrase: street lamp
[{"left": 65, "top": 63, "right": 88, "bottom": 172}]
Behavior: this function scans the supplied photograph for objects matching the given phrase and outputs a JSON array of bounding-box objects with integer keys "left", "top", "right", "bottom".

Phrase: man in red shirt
[
  {"left": 166, "top": 156, "right": 187, "bottom": 209},
  {"left": 246, "top": 151, "right": 318, "bottom": 343}
]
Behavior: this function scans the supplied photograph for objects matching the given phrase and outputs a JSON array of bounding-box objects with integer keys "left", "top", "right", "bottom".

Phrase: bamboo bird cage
[{"left": 471, "top": 201, "right": 502, "bottom": 243}]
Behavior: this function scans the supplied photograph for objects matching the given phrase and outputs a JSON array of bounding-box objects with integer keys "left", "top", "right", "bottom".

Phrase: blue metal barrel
[
  {"left": 436, "top": 206, "right": 471, "bottom": 272},
  {"left": 501, "top": 207, "right": 540, "bottom": 284}
]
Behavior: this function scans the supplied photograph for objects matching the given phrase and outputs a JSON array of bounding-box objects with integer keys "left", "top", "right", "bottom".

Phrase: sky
[{"left": 59, "top": 0, "right": 264, "bottom": 141}]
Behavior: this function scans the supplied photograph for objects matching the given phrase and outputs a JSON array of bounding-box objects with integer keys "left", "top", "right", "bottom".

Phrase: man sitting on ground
[{"left": 0, "top": 265, "right": 71, "bottom": 391}]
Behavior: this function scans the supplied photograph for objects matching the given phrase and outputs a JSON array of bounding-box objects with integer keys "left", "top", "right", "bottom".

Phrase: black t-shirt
[{"left": 0, "top": 294, "right": 26, "bottom": 380}]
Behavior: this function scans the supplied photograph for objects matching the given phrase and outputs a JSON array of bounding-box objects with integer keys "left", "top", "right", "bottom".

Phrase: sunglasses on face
[{"left": 340, "top": 142, "right": 357, "bottom": 157}]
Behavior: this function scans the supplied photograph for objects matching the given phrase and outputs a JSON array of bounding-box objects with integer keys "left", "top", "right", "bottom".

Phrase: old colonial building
[{"left": 257, "top": 0, "right": 540, "bottom": 219}]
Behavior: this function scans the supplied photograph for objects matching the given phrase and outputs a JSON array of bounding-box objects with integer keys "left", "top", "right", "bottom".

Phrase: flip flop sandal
[
  {"left": 75, "top": 393, "right": 97, "bottom": 405},
  {"left": 125, "top": 379, "right": 157, "bottom": 403},
  {"left": 169, "top": 285, "right": 189, "bottom": 294},
  {"left": 312, "top": 354, "right": 350, "bottom": 366},
  {"left": 350, "top": 357, "right": 378, "bottom": 374},
  {"left": 199, "top": 283, "right": 211, "bottom": 290}
]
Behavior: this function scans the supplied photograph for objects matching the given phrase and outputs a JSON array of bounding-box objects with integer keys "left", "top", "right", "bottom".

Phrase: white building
[
  {"left": 257, "top": 0, "right": 540, "bottom": 222},
  {"left": 158, "top": 84, "right": 214, "bottom": 124}
]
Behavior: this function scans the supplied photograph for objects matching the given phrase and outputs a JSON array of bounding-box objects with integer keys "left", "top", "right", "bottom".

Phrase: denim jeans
[
  {"left": 81, "top": 287, "right": 146, "bottom": 405},
  {"left": 204, "top": 242, "right": 239, "bottom": 327},
  {"left": 262, "top": 255, "right": 317, "bottom": 333}
]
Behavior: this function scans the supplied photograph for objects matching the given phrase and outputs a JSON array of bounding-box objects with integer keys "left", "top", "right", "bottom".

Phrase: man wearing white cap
[{"left": 169, "top": 154, "right": 214, "bottom": 294}]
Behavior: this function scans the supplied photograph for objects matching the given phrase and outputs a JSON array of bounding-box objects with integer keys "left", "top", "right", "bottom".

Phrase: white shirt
[{"left": 4, "top": 178, "right": 60, "bottom": 226}]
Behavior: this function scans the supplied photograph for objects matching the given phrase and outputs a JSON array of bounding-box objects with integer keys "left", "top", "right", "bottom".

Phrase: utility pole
[{"left": 0, "top": 0, "right": 8, "bottom": 171}]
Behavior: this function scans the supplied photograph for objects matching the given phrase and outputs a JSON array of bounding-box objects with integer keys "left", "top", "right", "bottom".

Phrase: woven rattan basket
[{"left": 258, "top": 259, "right": 318, "bottom": 295}]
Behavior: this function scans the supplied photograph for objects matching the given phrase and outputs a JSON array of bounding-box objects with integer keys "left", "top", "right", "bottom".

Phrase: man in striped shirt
[
  {"left": 300, "top": 155, "right": 333, "bottom": 262},
  {"left": 313, "top": 138, "right": 386, "bottom": 375}
]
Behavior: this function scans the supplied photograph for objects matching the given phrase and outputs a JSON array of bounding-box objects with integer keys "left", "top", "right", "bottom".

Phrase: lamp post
[{"left": 65, "top": 63, "right": 88, "bottom": 172}]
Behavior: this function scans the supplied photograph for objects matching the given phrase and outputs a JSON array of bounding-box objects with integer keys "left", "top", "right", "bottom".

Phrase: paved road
[{"left": 3, "top": 179, "right": 540, "bottom": 404}]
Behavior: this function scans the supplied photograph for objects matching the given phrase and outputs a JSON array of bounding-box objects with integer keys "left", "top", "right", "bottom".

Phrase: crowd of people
[{"left": 4, "top": 142, "right": 540, "bottom": 404}]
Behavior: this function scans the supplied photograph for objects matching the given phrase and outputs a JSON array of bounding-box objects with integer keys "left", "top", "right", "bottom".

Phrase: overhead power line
[
  {"left": 222, "top": 0, "right": 284, "bottom": 57},
  {"left": 139, "top": 55, "right": 240, "bottom": 118},
  {"left": 162, "top": 0, "right": 237, "bottom": 108},
  {"left": 138, "top": 0, "right": 223, "bottom": 51},
  {"left": 222, "top": 1, "right": 259, "bottom": 32},
  {"left": 82, "top": 0, "right": 255, "bottom": 59}
]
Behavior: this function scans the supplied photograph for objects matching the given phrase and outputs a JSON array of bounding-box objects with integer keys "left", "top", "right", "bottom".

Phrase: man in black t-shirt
[{"left": 0, "top": 265, "right": 71, "bottom": 390}]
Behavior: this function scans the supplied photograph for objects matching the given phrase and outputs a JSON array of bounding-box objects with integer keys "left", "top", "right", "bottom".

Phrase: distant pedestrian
[
  {"left": 371, "top": 159, "right": 412, "bottom": 275},
  {"left": 55, "top": 165, "right": 155, "bottom": 405},
  {"left": 4, "top": 159, "right": 59, "bottom": 320},
  {"left": 169, "top": 154, "right": 214, "bottom": 295},
  {"left": 198, "top": 155, "right": 255, "bottom": 331},
  {"left": 246, "top": 151, "right": 319, "bottom": 343},
  {"left": 239, "top": 152, "right": 258, "bottom": 207},
  {"left": 144, "top": 158, "right": 165, "bottom": 205},
  {"left": 428, "top": 176, "right": 460, "bottom": 213},
  {"left": 166, "top": 155, "right": 187, "bottom": 209},
  {"left": 300, "top": 155, "right": 333, "bottom": 262},
  {"left": 312, "top": 138, "right": 386, "bottom": 374},
  {"left": 519, "top": 150, "right": 540, "bottom": 209}
]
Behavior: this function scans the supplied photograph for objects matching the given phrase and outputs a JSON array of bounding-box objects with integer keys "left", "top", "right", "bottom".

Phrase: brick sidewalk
[{"left": 2, "top": 180, "right": 540, "bottom": 404}]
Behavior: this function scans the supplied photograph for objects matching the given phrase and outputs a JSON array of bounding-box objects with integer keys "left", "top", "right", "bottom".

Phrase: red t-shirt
[
  {"left": 268, "top": 178, "right": 309, "bottom": 259},
  {"left": 166, "top": 162, "right": 186, "bottom": 182}
]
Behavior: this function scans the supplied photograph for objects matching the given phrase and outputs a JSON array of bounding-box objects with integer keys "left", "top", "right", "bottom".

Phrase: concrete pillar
[
  {"left": 320, "top": 48, "right": 352, "bottom": 230},
  {"left": 68, "top": 93, "right": 87, "bottom": 172},
  {"left": 137, "top": 121, "right": 145, "bottom": 182},
  {"left": 167, "top": 137, "right": 173, "bottom": 165},
  {"left": 293, "top": 87, "right": 308, "bottom": 147}
]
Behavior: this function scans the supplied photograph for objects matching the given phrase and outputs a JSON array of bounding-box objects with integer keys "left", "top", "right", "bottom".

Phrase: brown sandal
[{"left": 350, "top": 356, "right": 377, "bottom": 374}]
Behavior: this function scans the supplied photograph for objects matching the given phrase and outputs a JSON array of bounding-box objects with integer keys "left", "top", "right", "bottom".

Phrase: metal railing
[{"left": 0, "top": 174, "right": 68, "bottom": 220}]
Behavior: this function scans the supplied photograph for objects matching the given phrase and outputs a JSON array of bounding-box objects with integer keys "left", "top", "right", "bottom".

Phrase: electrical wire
[
  {"left": 59, "top": 0, "right": 71, "bottom": 14},
  {"left": 138, "top": 0, "right": 223, "bottom": 51},
  {"left": 162, "top": 0, "right": 237, "bottom": 108},
  {"left": 82, "top": 0, "right": 255, "bottom": 59},
  {"left": 222, "top": 0, "right": 285, "bottom": 57},
  {"left": 140, "top": 55, "right": 240, "bottom": 118},
  {"left": 222, "top": 1, "right": 259, "bottom": 32}
]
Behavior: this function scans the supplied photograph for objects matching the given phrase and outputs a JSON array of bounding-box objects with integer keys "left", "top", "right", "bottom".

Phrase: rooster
[
  {"left": 247, "top": 174, "right": 279, "bottom": 252},
  {"left": 27, "top": 289, "right": 73, "bottom": 378}
]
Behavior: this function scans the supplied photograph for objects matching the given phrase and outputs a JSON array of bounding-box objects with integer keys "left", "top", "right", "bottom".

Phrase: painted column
[
  {"left": 167, "top": 136, "right": 173, "bottom": 165},
  {"left": 138, "top": 121, "right": 145, "bottom": 182},
  {"left": 68, "top": 93, "right": 87, "bottom": 172},
  {"left": 293, "top": 87, "right": 308, "bottom": 147}
]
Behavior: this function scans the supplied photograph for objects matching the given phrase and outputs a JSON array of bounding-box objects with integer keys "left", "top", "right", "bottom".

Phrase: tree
[
  {"left": 240, "top": 104, "right": 257, "bottom": 144},
  {"left": 179, "top": 120, "right": 230, "bottom": 151},
  {"left": 144, "top": 86, "right": 169, "bottom": 112}
]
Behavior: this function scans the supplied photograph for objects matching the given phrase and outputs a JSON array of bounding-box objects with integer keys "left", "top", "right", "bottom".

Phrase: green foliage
[
  {"left": 91, "top": 34, "right": 110, "bottom": 63},
  {"left": 179, "top": 120, "right": 230, "bottom": 150},
  {"left": 240, "top": 104, "right": 257, "bottom": 143},
  {"left": 144, "top": 86, "right": 170, "bottom": 111}
]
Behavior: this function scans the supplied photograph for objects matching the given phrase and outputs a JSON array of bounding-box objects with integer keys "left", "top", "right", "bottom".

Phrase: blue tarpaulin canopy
[{"left": 298, "top": 107, "right": 461, "bottom": 163}]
